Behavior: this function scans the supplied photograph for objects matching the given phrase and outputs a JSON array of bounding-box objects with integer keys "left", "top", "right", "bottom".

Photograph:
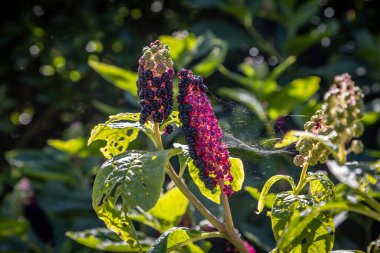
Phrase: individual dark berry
[
  {"left": 152, "top": 77, "right": 162, "bottom": 88},
  {"left": 144, "top": 70, "right": 153, "bottom": 80},
  {"left": 153, "top": 112, "right": 163, "bottom": 123},
  {"left": 144, "top": 89, "right": 154, "bottom": 100},
  {"left": 165, "top": 80, "right": 173, "bottom": 90},
  {"left": 151, "top": 100, "right": 160, "bottom": 110},
  {"left": 165, "top": 124, "right": 174, "bottom": 134},
  {"left": 156, "top": 87, "right": 166, "bottom": 98},
  {"left": 178, "top": 69, "right": 189, "bottom": 77},
  {"left": 162, "top": 72, "right": 170, "bottom": 82}
]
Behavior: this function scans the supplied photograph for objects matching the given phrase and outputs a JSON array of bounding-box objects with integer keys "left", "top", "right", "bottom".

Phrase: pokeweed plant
[
  {"left": 68, "top": 40, "right": 252, "bottom": 253},
  {"left": 252, "top": 74, "right": 380, "bottom": 252}
]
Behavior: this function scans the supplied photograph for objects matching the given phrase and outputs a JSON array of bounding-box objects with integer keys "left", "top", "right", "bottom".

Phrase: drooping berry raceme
[
  {"left": 136, "top": 40, "right": 174, "bottom": 125},
  {"left": 177, "top": 69, "right": 234, "bottom": 196},
  {"left": 294, "top": 73, "right": 365, "bottom": 166}
]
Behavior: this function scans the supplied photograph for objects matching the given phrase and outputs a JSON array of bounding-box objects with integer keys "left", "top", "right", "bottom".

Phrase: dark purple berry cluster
[
  {"left": 137, "top": 40, "right": 174, "bottom": 124},
  {"left": 177, "top": 69, "right": 234, "bottom": 196}
]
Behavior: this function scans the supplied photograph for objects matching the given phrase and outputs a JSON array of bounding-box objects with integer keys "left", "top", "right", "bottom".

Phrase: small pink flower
[{"left": 177, "top": 69, "right": 233, "bottom": 196}]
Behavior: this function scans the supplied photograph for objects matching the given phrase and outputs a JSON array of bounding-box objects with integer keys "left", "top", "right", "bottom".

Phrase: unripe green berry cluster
[
  {"left": 294, "top": 73, "right": 364, "bottom": 167},
  {"left": 139, "top": 41, "right": 173, "bottom": 74}
]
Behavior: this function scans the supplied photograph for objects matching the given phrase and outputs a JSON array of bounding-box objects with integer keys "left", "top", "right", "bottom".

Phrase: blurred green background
[{"left": 1, "top": 0, "right": 380, "bottom": 252}]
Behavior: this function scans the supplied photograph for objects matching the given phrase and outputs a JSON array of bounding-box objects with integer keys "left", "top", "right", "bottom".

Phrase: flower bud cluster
[
  {"left": 294, "top": 73, "right": 364, "bottom": 166},
  {"left": 323, "top": 73, "right": 364, "bottom": 142},
  {"left": 177, "top": 69, "right": 234, "bottom": 196},
  {"left": 136, "top": 40, "right": 174, "bottom": 124}
]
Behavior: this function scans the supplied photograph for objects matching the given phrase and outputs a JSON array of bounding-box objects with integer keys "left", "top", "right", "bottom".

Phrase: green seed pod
[
  {"left": 154, "top": 53, "right": 164, "bottom": 64},
  {"left": 151, "top": 45, "right": 159, "bottom": 53},
  {"left": 293, "top": 155, "right": 305, "bottom": 167},
  {"left": 165, "top": 58, "right": 174, "bottom": 68},
  {"left": 307, "top": 155, "right": 318, "bottom": 166},
  {"left": 319, "top": 152, "right": 329, "bottom": 164},
  {"left": 143, "top": 52, "right": 152, "bottom": 60},
  {"left": 155, "top": 63, "right": 166, "bottom": 74},
  {"left": 353, "top": 123, "right": 364, "bottom": 137},
  {"left": 162, "top": 49, "right": 170, "bottom": 58},
  {"left": 351, "top": 140, "right": 364, "bottom": 154},
  {"left": 304, "top": 122, "right": 314, "bottom": 131},
  {"left": 146, "top": 60, "right": 155, "bottom": 70}
]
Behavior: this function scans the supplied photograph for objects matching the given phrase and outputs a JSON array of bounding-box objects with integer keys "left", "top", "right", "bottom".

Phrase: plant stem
[
  {"left": 338, "top": 142, "right": 346, "bottom": 165},
  {"left": 294, "top": 163, "right": 309, "bottom": 195},
  {"left": 354, "top": 189, "right": 380, "bottom": 213},
  {"left": 165, "top": 163, "right": 225, "bottom": 231},
  {"left": 220, "top": 182, "right": 234, "bottom": 231},
  {"left": 219, "top": 182, "right": 250, "bottom": 253},
  {"left": 153, "top": 123, "right": 164, "bottom": 150},
  {"left": 153, "top": 123, "right": 249, "bottom": 252}
]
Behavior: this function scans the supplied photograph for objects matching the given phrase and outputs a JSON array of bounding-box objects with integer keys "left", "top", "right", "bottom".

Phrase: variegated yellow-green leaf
[
  {"left": 88, "top": 112, "right": 155, "bottom": 159},
  {"left": 257, "top": 175, "right": 296, "bottom": 214},
  {"left": 188, "top": 157, "right": 244, "bottom": 204},
  {"left": 230, "top": 157, "right": 244, "bottom": 192},
  {"left": 92, "top": 150, "right": 171, "bottom": 245},
  {"left": 188, "top": 160, "right": 221, "bottom": 204},
  {"left": 147, "top": 227, "right": 223, "bottom": 253}
]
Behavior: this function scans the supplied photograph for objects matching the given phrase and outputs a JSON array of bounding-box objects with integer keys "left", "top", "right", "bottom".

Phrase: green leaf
[
  {"left": 284, "top": 20, "right": 339, "bottom": 55},
  {"left": 93, "top": 149, "right": 171, "bottom": 212},
  {"left": 92, "top": 150, "right": 171, "bottom": 245},
  {"left": 287, "top": 0, "right": 319, "bottom": 36},
  {"left": 268, "top": 56, "right": 296, "bottom": 81},
  {"left": 89, "top": 60, "right": 138, "bottom": 96},
  {"left": 307, "top": 172, "right": 335, "bottom": 203},
  {"left": 267, "top": 76, "right": 320, "bottom": 120},
  {"left": 128, "top": 208, "right": 162, "bottom": 233},
  {"left": 5, "top": 149, "right": 75, "bottom": 183},
  {"left": 188, "top": 156, "right": 241, "bottom": 204},
  {"left": 88, "top": 112, "right": 155, "bottom": 159},
  {"left": 148, "top": 187, "right": 189, "bottom": 230},
  {"left": 277, "top": 199, "right": 380, "bottom": 252},
  {"left": 128, "top": 186, "right": 189, "bottom": 233},
  {"left": 0, "top": 217, "right": 29, "bottom": 237},
  {"left": 172, "top": 143, "right": 190, "bottom": 178},
  {"left": 159, "top": 34, "right": 197, "bottom": 68},
  {"left": 147, "top": 227, "right": 223, "bottom": 253},
  {"left": 272, "top": 193, "right": 334, "bottom": 252},
  {"left": 362, "top": 112, "right": 380, "bottom": 125},
  {"left": 274, "top": 130, "right": 338, "bottom": 154},
  {"left": 245, "top": 186, "right": 276, "bottom": 209},
  {"left": 257, "top": 175, "right": 296, "bottom": 214},
  {"left": 95, "top": 200, "right": 139, "bottom": 246},
  {"left": 160, "top": 111, "right": 181, "bottom": 131},
  {"left": 47, "top": 137, "right": 91, "bottom": 158},
  {"left": 193, "top": 39, "right": 227, "bottom": 78},
  {"left": 327, "top": 160, "right": 379, "bottom": 191},
  {"left": 230, "top": 157, "right": 244, "bottom": 192},
  {"left": 66, "top": 228, "right": 151, "bottom": 252},
  {"left": 330, "top": 251, "right": 365, "bottom": 253},
  {"left": 188, "top": 160, "right": 221, "bottom": 204},
  {"left": 217, "top": 65, "right": 252, "bottom": 89}
]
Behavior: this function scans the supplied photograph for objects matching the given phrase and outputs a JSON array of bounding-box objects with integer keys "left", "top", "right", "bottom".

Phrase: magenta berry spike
[
  {"left": 177, "top": 69, "right": 234, "bottom": 196},
  {"left": 136, "top": 40, "right": 174, "bottom": 124}
]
